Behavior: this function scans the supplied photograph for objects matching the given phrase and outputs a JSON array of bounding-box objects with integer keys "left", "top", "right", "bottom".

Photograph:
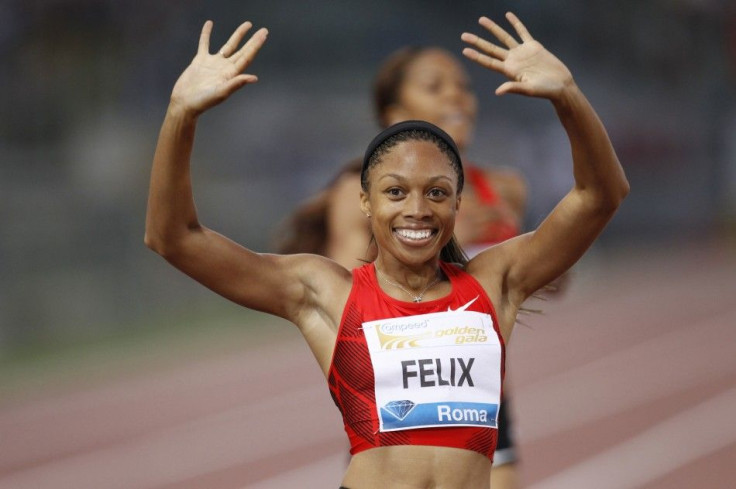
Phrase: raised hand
[
  {"left": 170, "top": 21, "right": 268, "bottom": 116},
  {"left": 461, "top": 12, "right": 573, "bottom": 99}
]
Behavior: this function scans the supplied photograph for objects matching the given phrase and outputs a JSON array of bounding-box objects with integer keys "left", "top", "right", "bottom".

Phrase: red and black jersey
[{"left": 327, "top": 261, "right": 505, "bottom": 460}]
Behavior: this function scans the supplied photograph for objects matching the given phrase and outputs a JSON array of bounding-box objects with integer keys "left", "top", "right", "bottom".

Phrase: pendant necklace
[{"left": 375, "top": 266, "right": 442, "bottom": 302}]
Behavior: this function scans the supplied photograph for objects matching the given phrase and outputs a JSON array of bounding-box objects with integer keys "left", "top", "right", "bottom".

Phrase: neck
[
  {"left": 374, "top": 262, "right": 443, "bottom": 303},
  {"left": 374, "top": 255, "right": 442, "bottom": 289}
]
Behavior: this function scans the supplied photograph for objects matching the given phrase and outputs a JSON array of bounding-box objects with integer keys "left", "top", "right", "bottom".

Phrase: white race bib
[{"left": 362, "top": 306, "right": 502, "bottom": 432}]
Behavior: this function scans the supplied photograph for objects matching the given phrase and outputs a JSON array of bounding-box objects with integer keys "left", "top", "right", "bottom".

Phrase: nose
[{"left": 404, "top": 192, "right": 431, "bottom": 220}]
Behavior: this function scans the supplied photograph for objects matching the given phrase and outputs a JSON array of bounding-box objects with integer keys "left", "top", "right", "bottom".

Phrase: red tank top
[
  {"left": 465, "top": 165, "right": 520, "bottom": 245},
  {"left": 328, "top": 261, "right": 505, "bottom": 460}
]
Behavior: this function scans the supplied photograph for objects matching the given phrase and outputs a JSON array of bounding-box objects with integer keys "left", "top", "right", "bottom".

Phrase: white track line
[{"left": 526, "top": 385, "right": 736, "bottom": 489}]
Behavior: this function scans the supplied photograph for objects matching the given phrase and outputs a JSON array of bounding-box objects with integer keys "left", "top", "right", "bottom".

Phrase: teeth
[{"left": 397, "top": 229, "right": 432, "bottom": 240}]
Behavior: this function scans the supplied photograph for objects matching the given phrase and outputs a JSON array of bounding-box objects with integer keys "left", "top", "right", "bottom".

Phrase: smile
[{"left": 395, "top": 228, "right": 434, "bottom": 241}]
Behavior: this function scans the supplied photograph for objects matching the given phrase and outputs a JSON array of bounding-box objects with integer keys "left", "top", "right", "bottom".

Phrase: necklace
[{"left": 375, "top": 266, "right": 442, "bottom": 303}]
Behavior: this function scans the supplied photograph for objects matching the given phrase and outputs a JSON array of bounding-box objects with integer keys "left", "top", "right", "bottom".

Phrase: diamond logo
[{"left": 383, "top": 400, "right": 416, "bottom": 420}]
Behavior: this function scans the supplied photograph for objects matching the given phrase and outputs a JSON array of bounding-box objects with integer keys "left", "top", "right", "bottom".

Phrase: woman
[
  {"left": 145, "top": 12, "right": 628, "bottom": 489},
  {"left": 275, "top": 44, "right": 529, "bottom": 488}
]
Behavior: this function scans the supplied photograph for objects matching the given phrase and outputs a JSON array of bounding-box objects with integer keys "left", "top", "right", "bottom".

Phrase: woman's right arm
[{"left": 145, "top": 21, "right": 347, "bottom": 324}]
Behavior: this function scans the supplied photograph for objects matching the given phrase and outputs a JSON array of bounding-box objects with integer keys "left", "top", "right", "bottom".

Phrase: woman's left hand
[{"left": 461, "top": 12, "right": 573, "bottom": 100}]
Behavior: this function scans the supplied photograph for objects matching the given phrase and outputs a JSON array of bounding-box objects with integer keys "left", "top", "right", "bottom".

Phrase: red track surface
[{"left": 1, "top": 242, "right": 735, "bottom": 488}]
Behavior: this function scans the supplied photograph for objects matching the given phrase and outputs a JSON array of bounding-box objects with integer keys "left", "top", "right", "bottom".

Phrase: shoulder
[
  {"left": 284, "top": 252, "right": 353, "bottom": 295},
  {"left": 463, "top": 235, "right": 528, "bottom": 306},
  {"left": 463, "top": 240, "right": 526, "bottom": 340},
  {"left": 271, "top": 253, "right": 351, "bottom": 312},
  {"left": 273, "top": 253, "right": 355, "bottom": 341}
]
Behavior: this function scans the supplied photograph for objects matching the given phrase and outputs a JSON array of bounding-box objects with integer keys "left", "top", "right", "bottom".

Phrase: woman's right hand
[{"left": 170, "top": 21, "right": 268, "bottom": 116}]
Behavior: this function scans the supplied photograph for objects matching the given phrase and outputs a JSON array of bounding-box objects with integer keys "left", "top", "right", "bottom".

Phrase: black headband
[{"left": 361, "top": 120, "right": 462, "bottom": 176}]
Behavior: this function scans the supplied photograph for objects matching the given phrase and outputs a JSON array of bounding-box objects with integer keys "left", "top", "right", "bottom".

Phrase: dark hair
[{"left": 361, "top": 120, "right": 464, "bottom": 194}]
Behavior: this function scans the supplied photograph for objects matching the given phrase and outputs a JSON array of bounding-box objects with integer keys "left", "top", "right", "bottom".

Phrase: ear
[
  {"left": 360, "top": 189, "right": 371, "bottom": 217},
  {"left": 455, "top": 194, "right": 462, "bottom": 213},
  {"left": 383, "top": 104, "right": 411, "bottom": 126}
]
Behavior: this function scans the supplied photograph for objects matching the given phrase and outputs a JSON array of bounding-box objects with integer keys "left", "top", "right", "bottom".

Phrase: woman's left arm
[{"left": 462, "top": 13, "right": 629, "bottom": 309}]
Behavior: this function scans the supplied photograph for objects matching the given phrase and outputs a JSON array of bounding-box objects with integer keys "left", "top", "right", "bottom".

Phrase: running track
[{"left": 1, "top": 241, "right": 735, "bottom": 488}]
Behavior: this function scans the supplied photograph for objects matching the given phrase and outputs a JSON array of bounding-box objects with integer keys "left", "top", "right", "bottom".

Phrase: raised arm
[
  {"left": 462, "top": 13, "right": 629, "bottom": 317},
  {"left": 144, "top": 21, "right": 348, "bottom": 325}
]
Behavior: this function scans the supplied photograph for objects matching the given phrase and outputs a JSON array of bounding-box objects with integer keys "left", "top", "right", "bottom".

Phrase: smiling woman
[
  {"left": 360, "top": 121, "right": 467, "bottom": 272},
  {"left": 275, "top": 33, "right": 529, "bottom": 489},
  {"left": 145, "top": 12, "right": 628, "bottom": 489}
]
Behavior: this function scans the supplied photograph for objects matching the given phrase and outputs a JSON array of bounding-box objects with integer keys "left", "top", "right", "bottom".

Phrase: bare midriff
[{"left": 341, "top": 445, "right": 491, "bottom": 489}]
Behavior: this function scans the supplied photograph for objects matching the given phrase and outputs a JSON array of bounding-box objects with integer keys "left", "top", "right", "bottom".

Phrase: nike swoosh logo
[{"left": 447, "top": 296, "right": 479, "bottom": 312}]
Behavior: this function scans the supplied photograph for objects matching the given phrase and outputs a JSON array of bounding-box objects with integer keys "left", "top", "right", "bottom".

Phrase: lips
[
  {"left": 396, "top": 228, "right": 432, "bottom": 240},
  {"left": 394, "top": 228, "right": 436, "bottom": 246}
]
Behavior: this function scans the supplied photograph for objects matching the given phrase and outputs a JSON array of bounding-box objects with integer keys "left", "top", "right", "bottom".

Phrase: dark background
[{"left": 1, "top": 0, "right": 735, "bottom": 353}]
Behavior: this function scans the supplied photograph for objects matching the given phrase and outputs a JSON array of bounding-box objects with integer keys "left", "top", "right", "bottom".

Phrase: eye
[
  {"left": 427, "top": 187, "right": 448, "bottom": 200},
  {"left": 385, "top": 187, "right": 405, "bottom": 199}
]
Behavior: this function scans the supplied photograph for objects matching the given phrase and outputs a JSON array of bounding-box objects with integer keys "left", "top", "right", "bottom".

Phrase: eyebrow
[{"left": 378, "top": 173, "right": 454, "bottom": 185}]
